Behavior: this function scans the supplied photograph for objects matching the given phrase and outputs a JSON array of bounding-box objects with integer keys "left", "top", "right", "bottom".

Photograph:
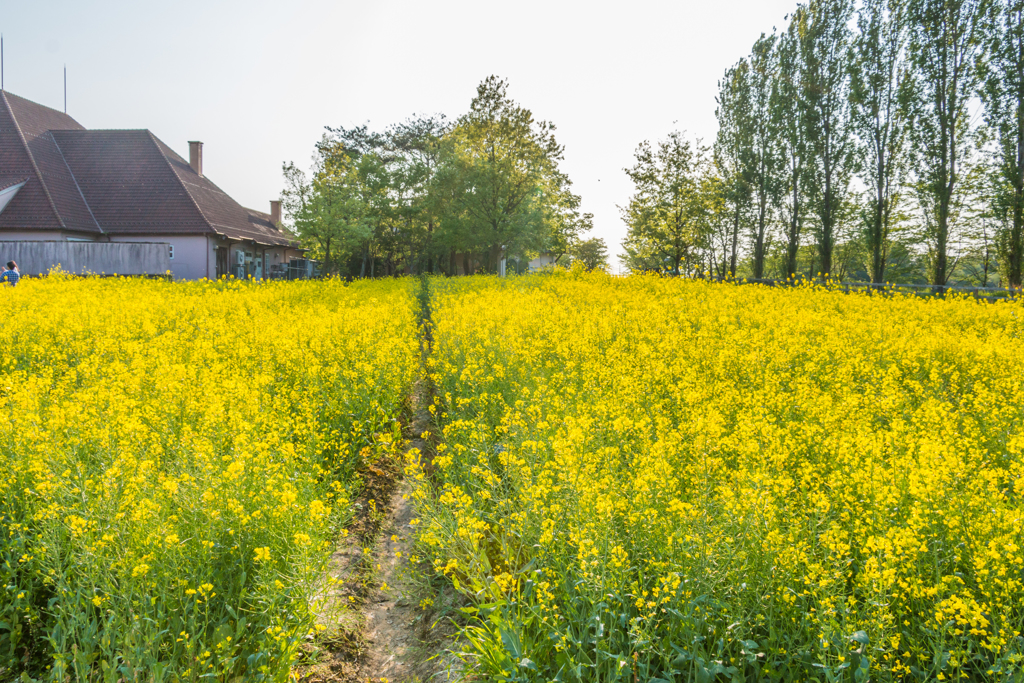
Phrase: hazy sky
[{"left": 4, "top": 0, "right": 798, "bottom": 268}]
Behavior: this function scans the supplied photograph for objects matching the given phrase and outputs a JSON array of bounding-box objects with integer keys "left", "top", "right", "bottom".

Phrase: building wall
[
  {"left": 0, "top": 241, "right": 170, "bottom": 276},
  {"left": 110, "top": 234, "right": 209, "bottom": 280},
  {"left": 108, "top": 234, "right": 301, "bottom": 281},
  {"left": 529, "top": 253, "right": 556, "bottom": 271},
  {"left": 0, "top": 231, "right": 96, "bottom": 241},
  {"left": 222, "top": 242, "right": 304, "bottom": 280},
  {"left": 265, "top": 246, "right": 303, "bottom": 277},
  {"left": 227, "top": 243, "right": 260, "bottom": 279}
]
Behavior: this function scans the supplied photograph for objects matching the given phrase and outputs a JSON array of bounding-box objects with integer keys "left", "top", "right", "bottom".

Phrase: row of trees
[
  {"left": 623, "top": 0, "right": 1024, "bottom": 288},
  {"left": 281, "top": 77, "right": 602, "bottom": 276}
]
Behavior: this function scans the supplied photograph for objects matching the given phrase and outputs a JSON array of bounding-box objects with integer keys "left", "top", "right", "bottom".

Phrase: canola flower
[
  {"left": 0, "top": 274, "right": 419, "bottom": 681},
  {"left": 410, "top": 270, "right": 1024, "bottom": 682}
]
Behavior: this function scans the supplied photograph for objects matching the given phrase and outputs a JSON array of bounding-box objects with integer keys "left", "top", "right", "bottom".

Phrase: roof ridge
[
  {"left": 146, "top": 130, "right": 215, "bottom": 233},
  {"left": 1, "top": 91, "right": 67, "bottom": 230},
  {"left": 60, "top": 128, "right": 150, "bottom": 132},
  {"left": 47, "top": 132, "right": 103, "bottom": 233},
  {"left": 0, "top": 176, "right": 31, "bottom": 192},
  {"left": 2, "top": 90, "right": 79, "bottom": 120}
]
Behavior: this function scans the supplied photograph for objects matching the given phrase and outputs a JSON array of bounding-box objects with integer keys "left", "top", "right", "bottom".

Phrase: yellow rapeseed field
[
  {"left": 0, "top": 274, "right": 419, "bottom": 681},
  {"left": 412, "top": 270, "right": 1024, "bottom": 682}
]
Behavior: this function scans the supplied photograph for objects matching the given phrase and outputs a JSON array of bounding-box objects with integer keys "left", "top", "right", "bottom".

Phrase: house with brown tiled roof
[{"left": 0, "top": 90, "right": 303, "bottom": 280}]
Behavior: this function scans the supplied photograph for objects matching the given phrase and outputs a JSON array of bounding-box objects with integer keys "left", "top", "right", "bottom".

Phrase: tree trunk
[
  {"left": 870, "top": 195, "right": 885, "bottom": 284},
  {"left": 1011, "top": 87, "right": 1024, "bottom": 286},
  {"left": 427, "top": 219, "right": 435, "bottom": 274},
  {"left": 1011, "top": 181, "right": 1024, "bottom": 287},
  {"left": 934, "top": 196, "right": 949, "bottom": 289},
  {"left": 489, "top": 243, "right": 503, "bottom": 274},
  {"left": 933, "top": 95, "right": 953, "bottom": 290},
  {"left": 983, "top": 241, "right": 991, "bottom": 287},
  {"left": 787, "top": 176, "right": 800, "bottom": 278},
  {"left": 730, "top": 205, "right": 740, "bottom": 276},
  {"left": 870, "top": 143, "right": 886, "bottom": 284},
  {"left": 754, "top": 203, "right": 767, "bottom": 279},
  {"left": 821, "top": 159, "right": 833, "bottom": 281}
]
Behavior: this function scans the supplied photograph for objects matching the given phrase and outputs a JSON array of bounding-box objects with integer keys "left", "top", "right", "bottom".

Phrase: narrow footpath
[
  {"left": 356, "top": 385, "right": 444, "bottom": 681},
  {"left": 298, "top": 279, "right": 458, "bottom": 683}
]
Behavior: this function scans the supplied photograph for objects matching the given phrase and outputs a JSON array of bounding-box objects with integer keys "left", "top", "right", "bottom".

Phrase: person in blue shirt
[{"left": 1, "top": 260, "right": 20, "bottom": 286}]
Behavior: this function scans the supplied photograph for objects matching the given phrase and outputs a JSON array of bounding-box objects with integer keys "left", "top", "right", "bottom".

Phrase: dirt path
[
  {"left": 354, "top": 396, "right": 442, "bottom": 682},
  {"left": 297, "top": 384, "right": 456, "bottom": 682},
  {"left": 297, "top": 281, "right": 458, "bottom": 682}
]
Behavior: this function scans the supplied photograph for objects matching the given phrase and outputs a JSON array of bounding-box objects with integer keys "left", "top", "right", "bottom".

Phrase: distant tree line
[
  {"left": 623, "top": 0, "right": 1024, "bottom": 289},
  {"left": 281, "top": 77, "right": 604, "bottom": 276}
]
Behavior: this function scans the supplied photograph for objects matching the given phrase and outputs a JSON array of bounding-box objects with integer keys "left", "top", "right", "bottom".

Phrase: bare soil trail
[
  {"left": 297, "top": 382, "right": 458, "bottom": 683},
  {"left": 355, "top": 393, "right": 451, "bottom": 682},
  {"left": 298, "top": 280, "right": 460, "bottom": 682}
]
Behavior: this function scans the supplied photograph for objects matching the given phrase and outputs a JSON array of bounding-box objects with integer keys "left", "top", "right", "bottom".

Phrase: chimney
[
  {"left": 270, "top": 200, "right": 281, "bottom": 226},
  {"left": 188, "top": 141, "right": 203, "bottom": 177}
]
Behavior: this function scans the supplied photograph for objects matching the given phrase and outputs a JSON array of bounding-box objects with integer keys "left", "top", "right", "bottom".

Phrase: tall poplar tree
[
  {"left": 981, "top": 0, "right": 1024, "bottom": 287},
  {"left": 850, "top": 0, "right": 913, "bottom": 284},
  {"left": 714, "top": 61, "right": 753, "bottom": 276},
  {"left": 802, "top": 0, "right": 856, "bottom": 280},
  {"left": 746, "top": 34, "right": 785, "bottom": 278},
  {"left": 776, "top": 12, "right": 811, "bottom": 278},
  {"left": 908, "top": 0, "right": 988, "bottom": 287}
]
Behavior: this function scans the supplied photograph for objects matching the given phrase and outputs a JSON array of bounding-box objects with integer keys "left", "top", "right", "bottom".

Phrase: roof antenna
[
  {"left": 2, "top": 35, "right": 5, "bottom": 91},
  {"left": 64, "top": 64, "right": 67, "bottom": 113}
]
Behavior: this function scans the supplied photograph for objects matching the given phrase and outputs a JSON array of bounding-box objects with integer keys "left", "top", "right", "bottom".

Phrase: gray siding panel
[{"left": 0, "top": 241, "right": 171, "bottom": 276}]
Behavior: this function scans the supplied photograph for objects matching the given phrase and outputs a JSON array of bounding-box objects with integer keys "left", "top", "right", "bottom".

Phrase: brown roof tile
[
  {"left": 51, "top": 130, "right": 211, "bottom": 232},
  {"left": 0, "top": 91, "right": 297, "bottom": 248},
  {"left": 0, "top": 176, "right": 30, "bottom": 192},
  {"left": 151, "top": 137, "right": 297, "bottom": 247},
  {"left": 0, "top": 90, "right": 90, "bottom": 231}
]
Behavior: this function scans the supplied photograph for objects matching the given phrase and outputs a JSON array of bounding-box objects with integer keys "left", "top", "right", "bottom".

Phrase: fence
[
  {"left": 0, "top": 241, "right": 170, "bottom": 277},
  {"left": 694, "top": 274, "right": 1021, "bottom": 301}
]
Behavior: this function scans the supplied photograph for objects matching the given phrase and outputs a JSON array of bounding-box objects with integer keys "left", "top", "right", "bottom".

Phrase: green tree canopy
[
  {"left": 621, "top": 132, "right": 716, "bottom": 276},
  {"left": 569, "top": 237, "right": 610, "bottom": 272},
  {"left": 281, "top": 141, "right": 371, "bottom": 276},
  {"left": 850, "top": 0, "right": 913, "bottom": 284},
  {"left": 980, "top": 0, "right": 1024, "bottom": 287},
  {"left": 432, "top": 76, "right": 586, "bottom": 274}
]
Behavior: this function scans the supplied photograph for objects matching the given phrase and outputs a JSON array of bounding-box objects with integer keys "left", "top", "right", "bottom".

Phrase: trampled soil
[{"left": 296, "top": 381, "right": 460, "bottom": 683}]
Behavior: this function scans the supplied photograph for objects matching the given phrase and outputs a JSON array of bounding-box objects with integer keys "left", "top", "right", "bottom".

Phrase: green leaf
[{"left": 850, "top": 630, "right": 869, "bottom": 645}]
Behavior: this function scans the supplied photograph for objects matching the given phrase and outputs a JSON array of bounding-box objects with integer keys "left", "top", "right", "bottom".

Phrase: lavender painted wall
[{"left": 110, "top": 234, "right": 209, "bottom": 280}]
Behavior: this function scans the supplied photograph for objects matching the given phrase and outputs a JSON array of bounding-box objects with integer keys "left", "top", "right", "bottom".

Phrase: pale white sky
[{"left": 4, "top": 0, "right": 797, "bottom": 269}]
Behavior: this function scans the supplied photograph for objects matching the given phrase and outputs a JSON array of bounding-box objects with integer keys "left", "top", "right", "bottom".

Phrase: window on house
[{"left": 169, "top": 244, "right": 174, "bottom": 260}]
